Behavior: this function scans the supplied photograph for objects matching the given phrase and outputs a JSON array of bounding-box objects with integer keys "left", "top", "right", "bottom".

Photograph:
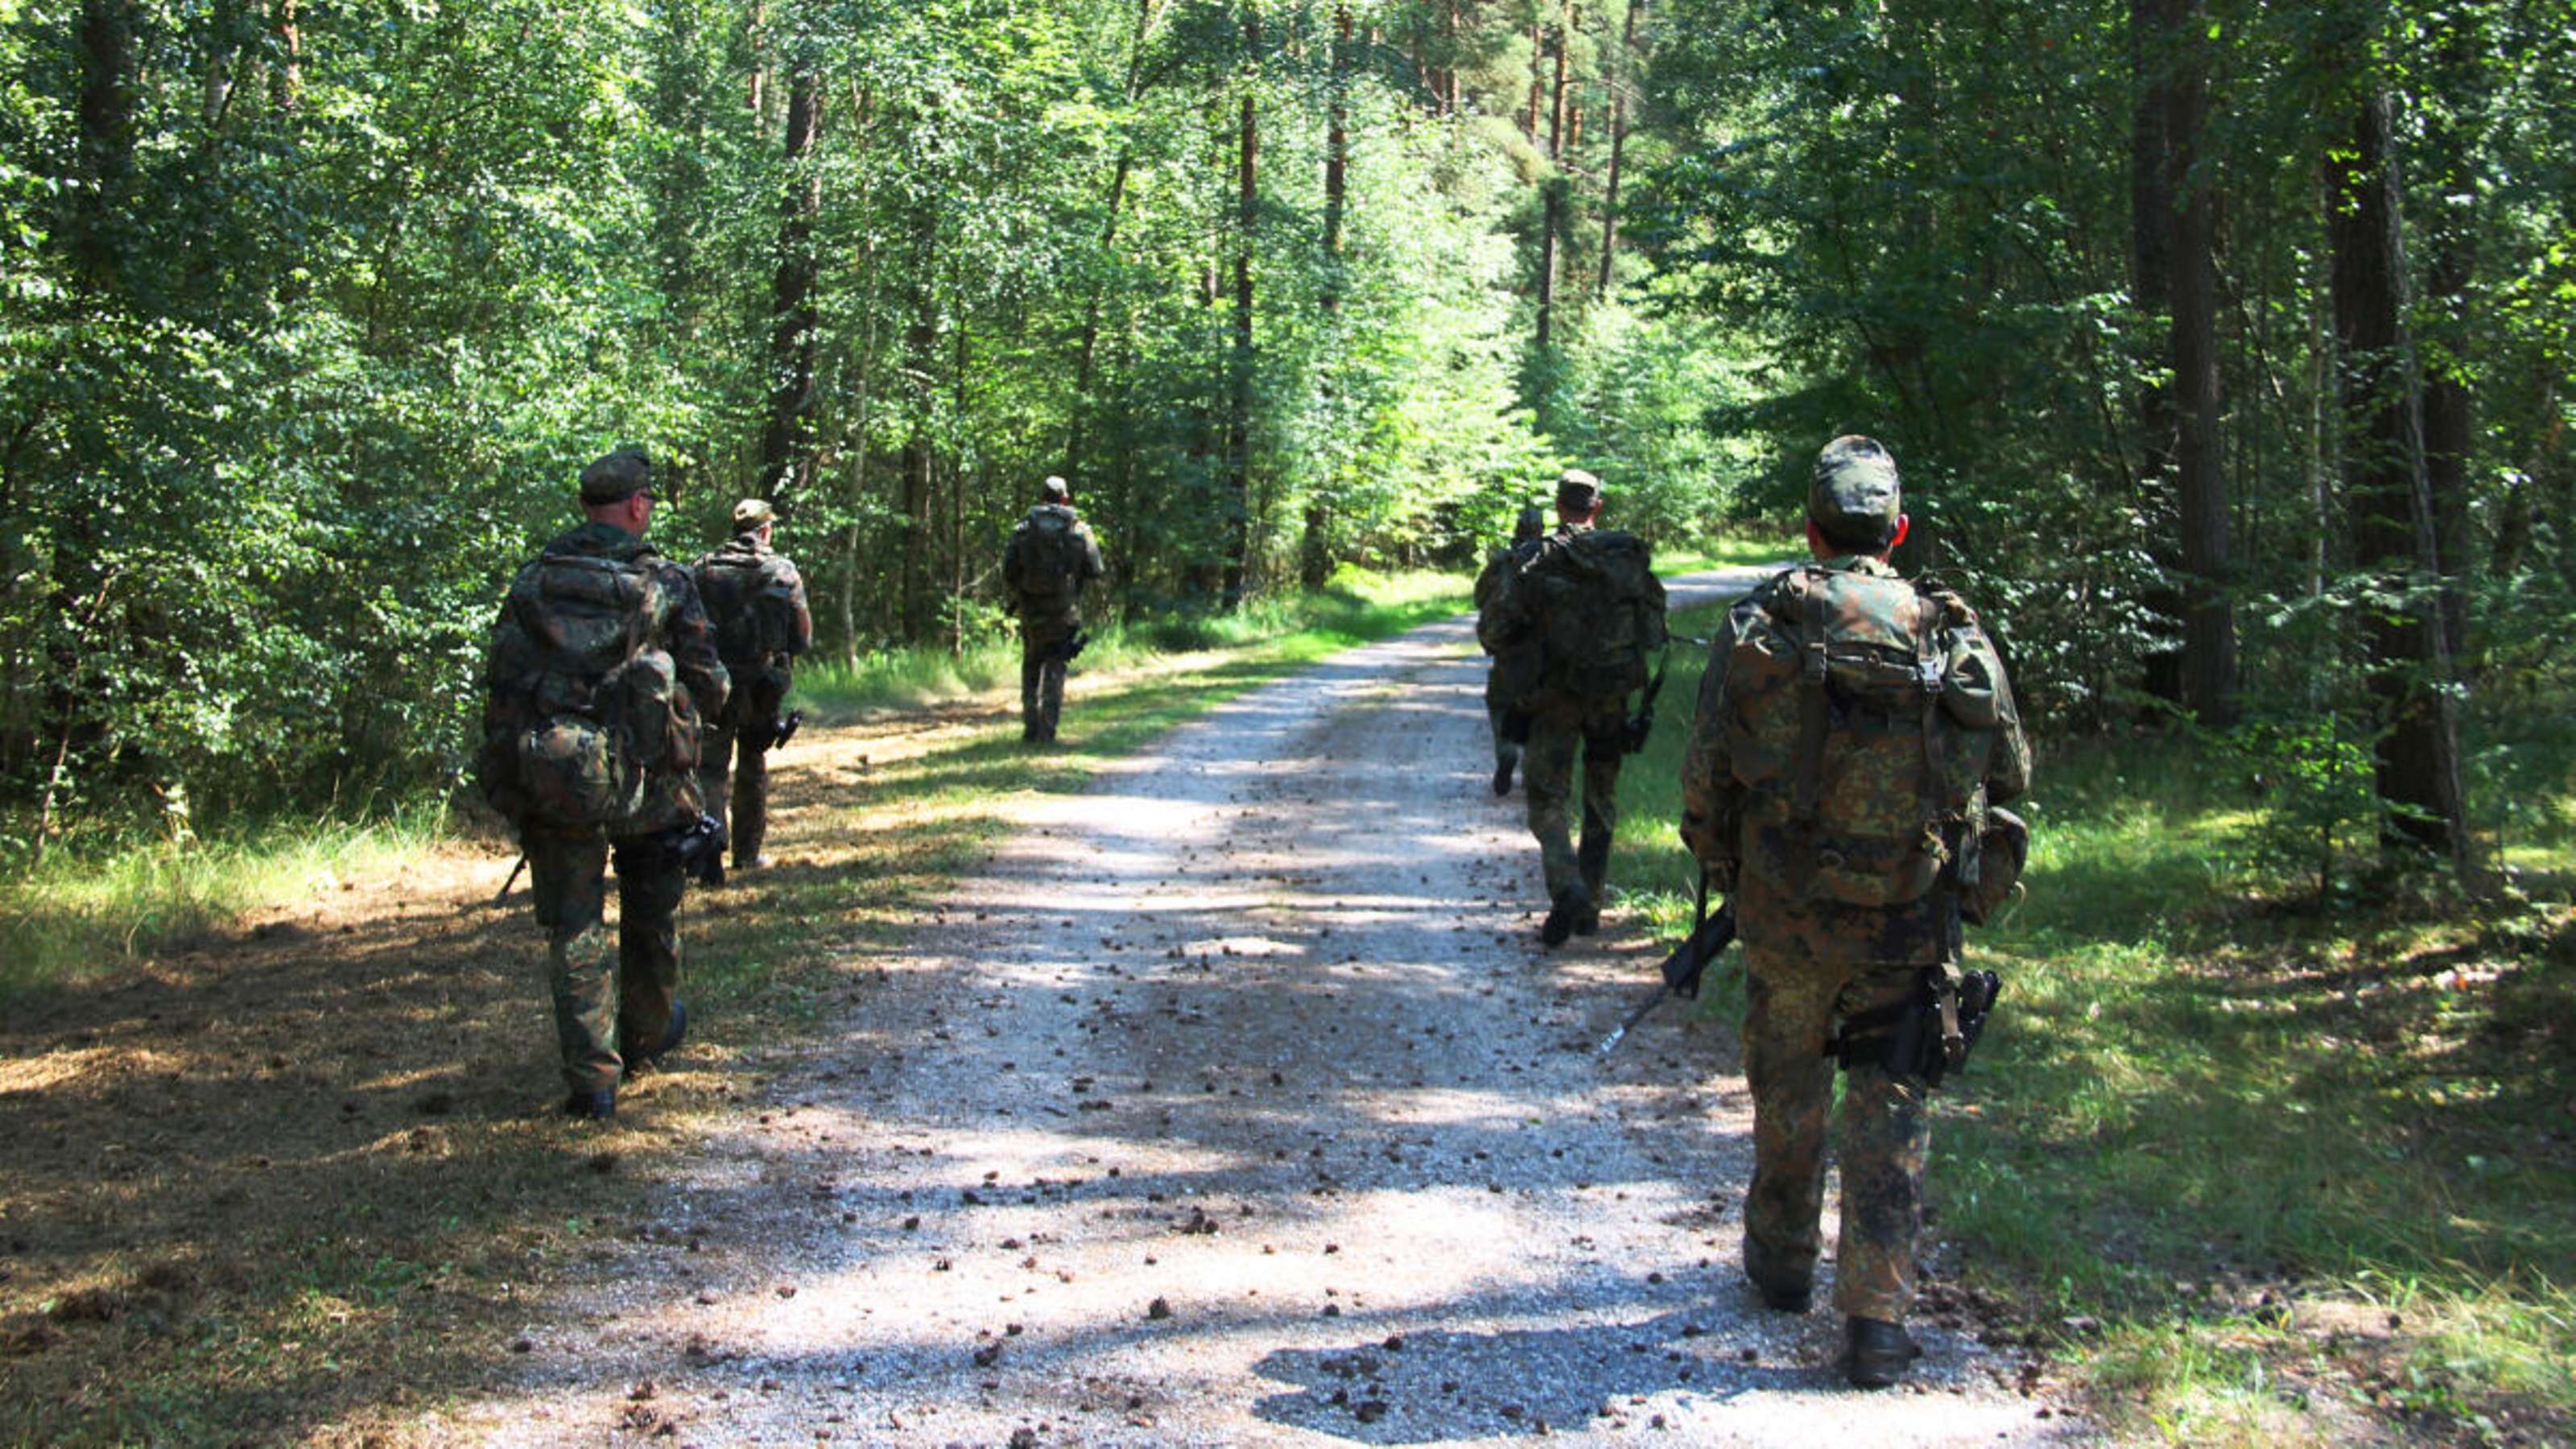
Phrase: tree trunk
[
  {"left": 1596, "top": 0, "right": 1639, "bottom": 299},
  {"left": 902, "top": 208, "right": 939, "bottom": 642},
  {"left": 1535, "top": 6, "right": 1571, "bottom": 350},
  {"left": 1525, "top": 23, "right": 1542, "bottom": 140},
  {"left": 1066, "top": 0, "right": 1157, "bottom": 480},
  {"left": 1323, "top": 2, "right": 1350, "bottom": 292},
  {"left": 1224, "top": 6, "right": 1259, "bottom": 609},
  {"left": 757, "top": 62, "right": 824, "bottom": 502},
  {"left": 2166, "top": 0, "right": 2235, "bottom": 723},
  {"left": 74, "top": 0, "right": 134, "bottom": 292},
  {"left": 2419, "top": 5, "right": 2490, "bottom": 664},
  {"left": 2328, "top": 84, "right": 2471, "bottom": 865}
]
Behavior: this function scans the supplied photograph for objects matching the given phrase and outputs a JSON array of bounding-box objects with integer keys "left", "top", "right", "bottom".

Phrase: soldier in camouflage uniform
[
  {"left": 1678, "top": 436, "right": 2030, "bottom": 1386},
  {"left": 480, "top": 449, "right": 729, "bottom": 1120},
  {"left": 1003, "top": 476, "right": 1106, "bottom": 744},
  {"left": 1474, "top": 506, "right": 1548, "bottom": 797},
  {"left": 694, "top": 498, "right": 813, "bottom": 872},
  {"left": 1480, "top": 470, "right": 1667, "bottom": 946}
]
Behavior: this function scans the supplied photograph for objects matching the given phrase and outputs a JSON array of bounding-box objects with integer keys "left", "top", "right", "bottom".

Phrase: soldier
[
  {"left": 1678, "top": 436, "right": 2031, "bottom": 1386},
  {"left": 477, "top": 448, "right": 729, "bottom": 1121},
  {"left": 1002, "top": 476, "right": 1105, "bottom": 744},
  {"left": 1474, "top": 505, "right": 1547, "bottom": 797},
  {"left": 1480, "top": 469, "right": 1667, "bottom": 946},
  {"left": 694, "top": 497, "right": 814, "bottom": 873}
]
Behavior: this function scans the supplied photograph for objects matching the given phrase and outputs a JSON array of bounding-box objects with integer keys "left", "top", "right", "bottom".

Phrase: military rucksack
[
  {"left": 478, "top": 549, "right": 700, "bottom": 832},
  {"left": 694, "top": 544, "right": 801, "bottom": 719},
  {"left": 1005, "top": 507, "right": 1087, "bottom": 610},
  {"left": 1722, "top": 564, "right": 2010, "bottom": 908},
  {"left": 1513, "top": 528, "right": 1666, "bottom": 704},
  {"left": 695, "top": 548, "right": 799, "bottom": 668}
]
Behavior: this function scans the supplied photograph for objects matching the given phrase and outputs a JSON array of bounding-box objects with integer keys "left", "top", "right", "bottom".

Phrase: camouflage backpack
[
  {"left": 694, "top": 544, "right": 801, "bottom": 718},
  {"left": 1720, "top": 564, "right": 2010, "bottom": 908},
  {"left": 1516, "top": 528, "right": 1666, "bottom": 704},
  {"left": 478, "top": 549, "right": 700, "bottom": 833},
  {"left": 1005, "top": 507, "right": 1086, "bottom": 610}
]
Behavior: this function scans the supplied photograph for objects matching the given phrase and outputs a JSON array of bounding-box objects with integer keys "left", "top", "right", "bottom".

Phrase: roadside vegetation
[{"left": 1620, "top": 597, "right": 2576, "bottom": 1447}]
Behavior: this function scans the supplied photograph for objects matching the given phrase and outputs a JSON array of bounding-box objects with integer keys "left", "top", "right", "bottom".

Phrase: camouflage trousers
[
  {"left": 523, "top": 827, "right": 685, "bottom": 1096},
  {"left": 1521, "top": 693, "right": 1629, "bottom": 903},
  {"left": 698, "top": 712, "right": 777, "bottom": 868},
  {"left": 1740, "top": 945, "right": 1932, "bottom": 1325},
  {"left": 1020, "top": 613, "right": 1077, "bottom": 741}
]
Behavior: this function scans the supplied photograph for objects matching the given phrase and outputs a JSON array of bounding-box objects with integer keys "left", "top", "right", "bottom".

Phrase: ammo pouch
[
  {"left": 1959, "top": 806, "right": 2029, "bottom": 927},
  {"left": 1828, "top": 966, "right": 2003, "bottom": 1090}
]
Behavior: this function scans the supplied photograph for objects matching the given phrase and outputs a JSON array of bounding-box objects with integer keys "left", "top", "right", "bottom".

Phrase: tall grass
[{"left": 0, "top": 799, "right": 454, "bottom": 998}]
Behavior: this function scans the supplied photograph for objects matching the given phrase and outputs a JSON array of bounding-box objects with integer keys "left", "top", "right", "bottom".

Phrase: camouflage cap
[
  {"left": 1554, "top": 468, "right": 1604, "bottom": 512},
  {"left": 578, "top": 448, "right": 654, "bottom": 504},
  {"left": 1809, "top": 436, "right": 1901, "bottom": 545},
  {"left": 1040, "top": 475, "right": 1071, "bottom": 502},
  {"left": 733, "top": 497, "right": 776, "bottom": 530}
]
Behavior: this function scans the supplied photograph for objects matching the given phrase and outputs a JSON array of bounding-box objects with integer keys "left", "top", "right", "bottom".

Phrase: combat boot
[
  {"left": 624, "top": 1001, "right": 688, "bottom": 1077},
  {"left": 1492, "top": 746, "right": 1519, "bottom": 798},
  {"left": 1541, "top": 884, "right": 1591, "bottom": 947},
  {"left": 1574, "top": 836, "right": 1611, "bottom": 935},
  {"left": 564, "top": 1088, "right": 616, "bottom": 1121},
  {"left": 1742, "top": 1236, "right": 1812, "bottom": 1313},
  {"left": 1842, "top": 1316, "right": 1920, "bottom": 1388}
]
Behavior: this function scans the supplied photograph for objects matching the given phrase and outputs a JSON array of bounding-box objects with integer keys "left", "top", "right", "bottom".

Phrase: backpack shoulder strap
[
  {"left": 1786, "top": 568, "right": 1829, "bottom": 828},
  {"left": 1912, "top": 580, "right": 1951, "bottom": 832}
]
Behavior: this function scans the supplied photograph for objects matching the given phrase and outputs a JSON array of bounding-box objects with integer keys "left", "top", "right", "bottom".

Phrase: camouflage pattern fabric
[
  {"left": 485, "top": 520, "right": 725, "bottom": 1096},
  {"left": 1005, "top": 504, "right": 1104, "bottom": 624},
  {"left": 692, "top": 533, "right": 812, "bottom": 722},
  {"left": 1484, "top": 518, "right": 1666, "bottom": 913},
  {"left": 524, "top": 825, "right": 685, "bottom": 1096},
  {"left": 1020, "top": 613, "right": 1077, "bottom": 742},
  {"left": 1680, "top": 550, "right": 2030, "bottom": 1329},
  {"left": 481, "top": 521, "right": 730, "bottom": 833},
  {"left": 1740, "top": 945, "right": 1930, "bottom": 1324},
  {"left": 1005, "top": 505, "right": 1103, "bottom": 740},
  {"left": 1521, "top": 691, "right": 1629, "bottom": 903},
  {"left": 693, "top": 530, "right": 811, "bottom": 865},
  {"left": 697, "top": 712, "right": 777, "bottom": 868},
  {"left": 1475, "top": 535, "right": 1543, "bottom": 772}
]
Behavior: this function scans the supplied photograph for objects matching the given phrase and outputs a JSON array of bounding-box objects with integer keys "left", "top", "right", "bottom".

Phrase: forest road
[{"left": 451, "top": 567, "right": 2080, "bottom": 1447}]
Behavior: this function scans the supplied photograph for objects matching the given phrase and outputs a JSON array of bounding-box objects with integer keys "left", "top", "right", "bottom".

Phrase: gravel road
[{"left": 448, "top": 569, "right": 2085, "bottom": 1447}]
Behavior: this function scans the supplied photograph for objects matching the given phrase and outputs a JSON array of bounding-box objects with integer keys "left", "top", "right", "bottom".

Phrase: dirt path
[{"left": 438, "top": 573, "right": 2079, "bottom": 1447}]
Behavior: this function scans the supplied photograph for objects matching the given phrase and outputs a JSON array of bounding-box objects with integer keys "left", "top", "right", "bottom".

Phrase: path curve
[{"left": 450, "top": 569, "right": 2082, "bottom": 1447}]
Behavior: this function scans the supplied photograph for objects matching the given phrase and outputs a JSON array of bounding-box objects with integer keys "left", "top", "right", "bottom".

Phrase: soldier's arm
[
  {"left": 776, "top": 557, "right": 815, "bottom": 657},
  {"left": 1080, "top": 524, "right": 1105, "bottom": 586},
  {"left": 661, "top": 564, "right": 732, "bottom": 723}
]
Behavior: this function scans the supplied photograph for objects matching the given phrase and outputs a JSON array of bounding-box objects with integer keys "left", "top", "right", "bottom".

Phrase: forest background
[{"left": 2, "top": 0, "right": 2572, "bottom": 865}]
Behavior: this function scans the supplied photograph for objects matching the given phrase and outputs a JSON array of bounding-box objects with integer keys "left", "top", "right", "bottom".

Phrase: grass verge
[{"left": 1608, "top": 591, "right": 2576, "bottom": 1447}]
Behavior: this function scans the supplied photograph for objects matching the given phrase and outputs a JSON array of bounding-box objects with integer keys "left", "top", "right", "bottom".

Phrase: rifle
[
  {"left": 767, "top": 708, "right": 804, "bottom": 751},
  {"left": 1596, "top": 898, "right": 1738, "bottom": 1056},
  {"left": 1621, "top": 651, "right": 1670, "bottom": 755},
  {"left": 493, "top": 854, "right": 528, "bottom": 904},
  {"left": 1042, "top": 628, "right": 1090, "bottom": 667},
  {"left": 614, "top": 812, "right": 729, "bottom": 890}
]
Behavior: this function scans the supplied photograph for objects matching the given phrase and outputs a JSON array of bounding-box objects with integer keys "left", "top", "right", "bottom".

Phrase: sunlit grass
[{"left": 0, "top": 800, "right": 453, "bottom": 997}]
